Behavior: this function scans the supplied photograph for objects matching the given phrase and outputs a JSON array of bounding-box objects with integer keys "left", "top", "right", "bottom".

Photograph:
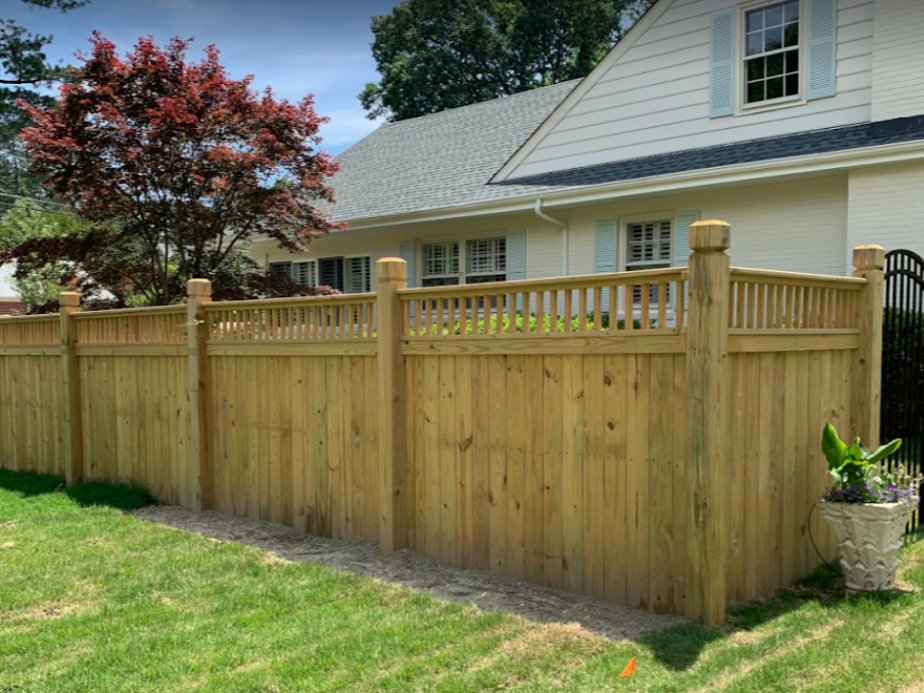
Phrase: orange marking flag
[{"left": 619, "top": 657, "right": 636, "bottom": 678}]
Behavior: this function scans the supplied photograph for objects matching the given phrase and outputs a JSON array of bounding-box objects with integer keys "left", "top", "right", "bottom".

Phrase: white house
[{"left": 252, "top": 0, "right": 924, "bottom": 292}]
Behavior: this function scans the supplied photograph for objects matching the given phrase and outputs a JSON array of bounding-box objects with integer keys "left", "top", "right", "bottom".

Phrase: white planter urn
[{"left": 817, "top": 500, "right": 914, "bottom": 592}]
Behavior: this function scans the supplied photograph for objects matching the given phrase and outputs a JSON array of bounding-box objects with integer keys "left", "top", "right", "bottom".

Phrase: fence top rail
[
  {"left": 72, "top": 304, "right": 187, "bottom": 319},
  {"left": 0, "top": 313, "right": 58, "bottom": 324},
  {"left": 204, "top": 292, "right": 376, "bottom": 312},
  {"left": 730, "top": 267, "right": 867, "bottom": 289},
  {"left": 399, "top": 267, "right": 688, "bottom": 300}
]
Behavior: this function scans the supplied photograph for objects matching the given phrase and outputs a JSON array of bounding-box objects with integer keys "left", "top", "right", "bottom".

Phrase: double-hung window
[
  {"left": 626, "top": 220, "right": 672, "bottom": 303},
  {"left": 710, "top": 0, "right": 836, "bottom": 117},
  {"left": 744, "top": 0, "right": 800, "bottom": 105},
  {"left": 421, "top": 238, "right": 506, "bottom": 286}
]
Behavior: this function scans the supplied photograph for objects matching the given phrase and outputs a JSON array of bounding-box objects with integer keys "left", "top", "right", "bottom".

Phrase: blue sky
[{"left": 7, "top": 0, "right": 401, "bottom": 155}]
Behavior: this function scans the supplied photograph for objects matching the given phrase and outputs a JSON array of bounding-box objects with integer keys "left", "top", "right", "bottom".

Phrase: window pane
[
  {"left": 766, "top": 76, "right": 783, "bottom": 99},
  {"left": 345, "top": 256, "right": 370, "bottom": 293},
  {"left": 785, "top": 72, "right": 799, "bottom": 96},
  {"left": 423, "top": 242, "right": 459, "bottom": 277},
  {"left": 746, "top": 31, "right": 764, "bottom": 56},
  {"left": 784, "top": 22, "right": 799, "bottom": 47},
  {"left": 786, "top": 49, "right": 799, "bottom": 73},
  {"left": 465, "top": 274, "right": 504, "bottom": 285},
  {"left": 766, "top": 53, "right": 783, "bottom": 77},
  {"left": 764, "top": 25, "right": 783, "bottom": 51},
  {"left": 745, "top": 9, "right": 763, "bottom": 32},
  {"left": 747, "top": 57, "right": 765, "bottom": 81},
  {"left": 422, "top": 276, "right": 460, "bottom": 287},
  {"left": 747, "top": 81, "right": 764, "bottom": 103},
  {"left": 765, "top": 4, "right": 783, "bottom": 27},
  {"left": 784, "top": 0, "right": 799, "bottom": 22},
  {"left": 269, "top": 262, "right": 292, "bottom": 280},
  {"left": 318, "top": 257, "right": 344, "bottom": 291},
  {"left": 294, "top": 261, "right": 315, "bottom": 287},
  {"left": 627, "top": 221, "right": 671, "bottom": 267},
  {"left": 466, "top": 238, "right": 505, "bottom": 275}
]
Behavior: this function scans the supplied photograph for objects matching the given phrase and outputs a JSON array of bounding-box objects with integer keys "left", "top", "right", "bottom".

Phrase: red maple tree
[{"left": 10, "top": 33, "right": 342, "bottom": 305}]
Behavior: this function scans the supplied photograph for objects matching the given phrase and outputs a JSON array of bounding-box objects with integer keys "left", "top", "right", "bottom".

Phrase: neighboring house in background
[
  {"left": 252, "top": 0, "right": 924, "bottom": 293},
  {"left": 0, "top": 299, "right": 24, "bottom": 316},
  {"left": 0, "top": 266, "right": 22, "bottom": 315}
]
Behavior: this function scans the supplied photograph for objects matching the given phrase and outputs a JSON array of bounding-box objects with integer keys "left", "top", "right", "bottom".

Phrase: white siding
[
  {"left": 566, "top": 175, "right": 848, "bottom": 276},
  {"left": 256, "top": 176, "right": 851, "bottom": 286},
  {"left": 870, "top": 0, "right": 924, "bottom": 121},
  {"left": 847, "top": 161, "right": 924, "bottom": 266},
  {"left": 507, "top": 0, "right": 874, "bottom": 178}
]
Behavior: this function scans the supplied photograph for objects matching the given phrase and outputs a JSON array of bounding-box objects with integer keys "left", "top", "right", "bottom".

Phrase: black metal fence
[{"left": 882, "top": 249, "right": 924, "bottom": 534}]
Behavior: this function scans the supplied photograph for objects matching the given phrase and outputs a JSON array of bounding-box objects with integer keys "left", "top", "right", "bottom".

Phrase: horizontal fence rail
[
  {"left": 205, "top": 294, "right": 377, "bottom": 341},
  {"left": 729, "top": 268, "right": 865, "bottom": 330},
  {"left": 400, "top": 268, "right": 688, "bottom": 338}
]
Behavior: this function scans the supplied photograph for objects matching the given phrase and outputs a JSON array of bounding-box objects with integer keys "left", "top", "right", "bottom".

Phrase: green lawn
[{"left": 2, "top": 469, "right": 923, "bottom": 692}]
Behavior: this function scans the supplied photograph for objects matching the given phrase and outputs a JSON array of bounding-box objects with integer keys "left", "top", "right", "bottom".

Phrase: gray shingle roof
[
  {"left": 328, "top": 80, "right": 579, "bottom": 222},
  {"left": 499, "top": 115, "right": 924, "bottom": 189},
  {"left": 329, "top": 83, "right": 924, "bottom": 223}
]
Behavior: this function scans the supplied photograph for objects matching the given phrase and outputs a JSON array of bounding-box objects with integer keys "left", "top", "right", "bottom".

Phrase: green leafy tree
[
  {"left": 359, "top": 0, "right": 657, "bottom": 121},
  {"left": 0, "top": 198, "right": 97, "bottom": 311},
  {"left": 1, "top": 1, "right": 88, "bottom": 209}
]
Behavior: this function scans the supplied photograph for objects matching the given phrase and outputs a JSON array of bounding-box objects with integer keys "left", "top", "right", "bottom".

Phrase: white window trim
[{"left": 736, "top": 0, "right": 806, "bottom": 115}]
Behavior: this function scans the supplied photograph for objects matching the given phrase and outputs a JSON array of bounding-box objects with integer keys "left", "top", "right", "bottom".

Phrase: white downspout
[{"left": 533, "top": 198, "right": 569, "bottom": 276}]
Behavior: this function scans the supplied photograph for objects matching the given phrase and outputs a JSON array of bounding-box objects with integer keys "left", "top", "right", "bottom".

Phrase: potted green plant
[{"left": 818, "top": 423, "right": 920, "bottom": 592}]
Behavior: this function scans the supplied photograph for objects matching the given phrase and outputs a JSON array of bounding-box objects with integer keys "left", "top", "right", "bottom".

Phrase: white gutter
[{"left": 533, "top": 198, "right": 569, "bottom": 275}]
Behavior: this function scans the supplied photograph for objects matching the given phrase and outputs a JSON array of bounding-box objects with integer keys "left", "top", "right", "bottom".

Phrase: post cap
[
  {"left": 689, "top": 220, "right": 731, "bottom": 252},
  {"left": 186, "top": 278, "right": 212, "bottom": 298},
  {"left": 59, "top": 291, "right": 80, "bottom": 308},
  {"left": 852, "top": 245, "right": 885, "bottom": 272},
  {"left": 376, "top": 257, "right": 408, "bottom": 282}
]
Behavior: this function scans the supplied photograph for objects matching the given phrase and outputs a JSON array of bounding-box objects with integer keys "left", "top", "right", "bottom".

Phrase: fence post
[
  {"left": 685, "top": 220, "right": 731, "bottom": 626},
  {"left": 851, "top": 245, "right": 885, "bottom": 445},
  {"left": 60, "top": 291, "right": 84, "bottom": 486},
  {"left": 187, "top": 279, "right": 213, "bottom": 511},
  {"left": 376, "top": 258, "right": 408, "bottom": 553}
]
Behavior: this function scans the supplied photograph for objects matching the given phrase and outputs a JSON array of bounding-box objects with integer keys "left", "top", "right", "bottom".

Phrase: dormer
[{"left": 494, "top": 0, "right": 883, "bottom": 182}]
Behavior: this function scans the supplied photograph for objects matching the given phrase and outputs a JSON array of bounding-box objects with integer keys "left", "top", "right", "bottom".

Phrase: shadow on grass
[
  {"left": 0, "top": 469, "right": 155, "bottom": 510},
  {"left": 641, "top": 562, "right": 845, "bottom": 671},
  {"left": 644, "top": 531, "right": 924, "bottom": 672}
]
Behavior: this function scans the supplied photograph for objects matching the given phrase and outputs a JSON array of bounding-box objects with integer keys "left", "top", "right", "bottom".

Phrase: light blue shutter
[
  {"left": 505, "top": 229, "right": 526, "bottom": 281},
  {"left": 709, "top": 11, "right": 736, "bottom": 118},
  {"left": 672, "top": 211, "right": 700, "bottom": 269},
  {"left": 594, "top": 220, "right": 618, "bottom": 312},
  {"left": 398, "top": 240, "right": 415, "bottom": 288},
  {"left": 806, "top": 0, "right": 838, "bottom": 100}
]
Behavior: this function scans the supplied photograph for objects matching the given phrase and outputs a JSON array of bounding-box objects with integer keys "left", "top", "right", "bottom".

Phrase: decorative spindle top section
[
  {"left": 187, "top": 279, "right": 212, "bottom": 299},
  {"left": 689, "top": 221, "right": 731, "bottom": 252},
  {"left": 852, "top": 245, "right": 885, "bottom": 272},
  {"left": 59, "top": 292, "right": 81, "bottom": 308},
  {"left": 377, "top": 258, "right": 408, "bottom": 283}
]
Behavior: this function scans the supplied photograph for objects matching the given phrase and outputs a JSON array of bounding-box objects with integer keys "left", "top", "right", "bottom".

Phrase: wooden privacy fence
[{"left": 0, "top": 221, "right": 883, "bottom": 625}]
